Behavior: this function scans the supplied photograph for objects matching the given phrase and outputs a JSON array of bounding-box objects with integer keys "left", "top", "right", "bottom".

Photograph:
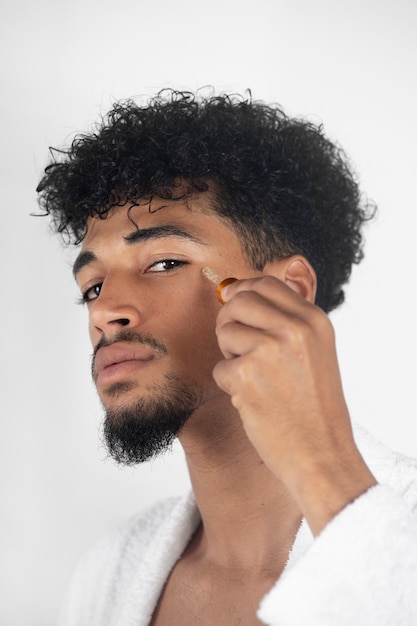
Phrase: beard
[{"left": 101, "top": 371, "right": 204, "bottom": 465}]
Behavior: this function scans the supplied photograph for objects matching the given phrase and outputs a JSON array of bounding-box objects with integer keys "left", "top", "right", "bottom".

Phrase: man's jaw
[{"left": 100, "top": 371, "right": 205, "bottom": 465}]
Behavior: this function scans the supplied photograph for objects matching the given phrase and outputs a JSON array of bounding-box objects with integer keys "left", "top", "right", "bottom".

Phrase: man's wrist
[{"left": 289, "top": 450, "right": 377, "bottom": 536}]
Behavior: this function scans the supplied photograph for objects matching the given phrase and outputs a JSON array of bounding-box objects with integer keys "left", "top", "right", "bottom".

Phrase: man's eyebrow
[
  {"left": 72, "top": 225, "right": 205, "bottom": 279},
  {"left": 72, "top": 251, "right": 97, "bottom": 279},
  {"left": 123, "top": 225, "right": 204, "bottom": 245}
]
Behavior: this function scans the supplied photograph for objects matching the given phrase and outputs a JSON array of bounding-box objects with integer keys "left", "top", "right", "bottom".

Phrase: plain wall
[{"left": 1, "top": 0, "right": 416, "bottom": 624}]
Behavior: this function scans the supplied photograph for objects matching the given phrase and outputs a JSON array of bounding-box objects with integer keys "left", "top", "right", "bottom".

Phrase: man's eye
[
  {"left": 79, "top": 283, "right": 102, "bottom": 304},
  {"left": 147, "top": 259, "right": 186, "bottom": 273}
]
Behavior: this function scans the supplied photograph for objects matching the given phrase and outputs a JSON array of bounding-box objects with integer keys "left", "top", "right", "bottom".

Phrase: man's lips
[{"left": 93, "top": 343, "right": 156, "bottom": 385}]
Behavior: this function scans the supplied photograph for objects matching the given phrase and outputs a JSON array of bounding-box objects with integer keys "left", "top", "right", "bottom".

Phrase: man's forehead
[
  {"left": 81, "top": 201, "right": 194, "bottom": 244},
  {"left": 82, "top": 196, "right": 211, "bottom": 243}
]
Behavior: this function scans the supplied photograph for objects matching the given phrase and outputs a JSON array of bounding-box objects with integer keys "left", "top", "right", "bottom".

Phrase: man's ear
[{"left": 263, "top": 255, "right": 317, "bottom": 304}]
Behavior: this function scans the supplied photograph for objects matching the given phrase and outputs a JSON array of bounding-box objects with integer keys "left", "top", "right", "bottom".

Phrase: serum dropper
[{"left": 202, "top": 267, "right": 237, "bottom": 304}]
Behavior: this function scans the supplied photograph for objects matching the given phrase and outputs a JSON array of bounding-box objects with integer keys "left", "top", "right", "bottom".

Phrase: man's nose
[{"left": 89, "top": 275, "right": 142, "bottom": 336}]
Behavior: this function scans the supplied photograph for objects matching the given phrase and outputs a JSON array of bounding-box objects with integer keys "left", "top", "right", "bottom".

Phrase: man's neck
[{"left": 178, "top": 402, "right": 302, "bottom": 576}]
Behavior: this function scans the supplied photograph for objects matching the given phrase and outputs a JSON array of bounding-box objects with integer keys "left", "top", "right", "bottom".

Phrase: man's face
[{"left": 74, "top": 194, "right": 256, "bottom": 463}]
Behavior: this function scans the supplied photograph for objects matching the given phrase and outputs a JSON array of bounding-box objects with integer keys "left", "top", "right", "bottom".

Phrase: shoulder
[
  {"left": 258, "top": 429, "right": 417, "bottom": 625},
  {"left": 85, "top": 495, "right": 182, "bottom": 570},
  {"left": 59, "top": 494, "right": 195, "bottom": 626}
]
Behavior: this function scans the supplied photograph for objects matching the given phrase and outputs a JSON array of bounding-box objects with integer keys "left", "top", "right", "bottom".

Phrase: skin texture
[{"left": 75, "top": 194, "right": 376, "bottom": 625}]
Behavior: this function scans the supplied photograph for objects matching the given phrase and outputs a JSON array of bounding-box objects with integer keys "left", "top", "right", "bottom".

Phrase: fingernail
[{"left": 216, "top": 277, "right": 237, "bottom": 304}]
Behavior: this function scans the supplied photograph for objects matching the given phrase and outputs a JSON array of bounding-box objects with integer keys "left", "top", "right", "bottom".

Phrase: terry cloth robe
[{"left": 59, "top": 424, "right": 417, "bottom": 626}]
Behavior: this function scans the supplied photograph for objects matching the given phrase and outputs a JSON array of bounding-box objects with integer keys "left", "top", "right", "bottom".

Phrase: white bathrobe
[{"left": 60, "top": 425, "right": 417, "bottom": 626}]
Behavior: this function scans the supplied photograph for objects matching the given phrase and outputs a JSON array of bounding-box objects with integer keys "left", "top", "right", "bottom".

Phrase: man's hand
[{"left": 212, "top": 275, "right": 377, "bottom": 535}]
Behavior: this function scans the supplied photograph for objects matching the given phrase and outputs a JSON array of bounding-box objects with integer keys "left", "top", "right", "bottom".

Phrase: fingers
[
  {"left": 220, "top": 275, "right": 308, "bottom": 312},
  {"left": 216, "top": 321, "right": 275, "bottom": 359},
  {"left": 215, "top": 274, "right": 329, "bottom": 361},
  {"left": 213, "top": 272, "right": 337, "bottom": 419},
  {"left": 217, "top": 275, "right": 313, "bottom": 332}
]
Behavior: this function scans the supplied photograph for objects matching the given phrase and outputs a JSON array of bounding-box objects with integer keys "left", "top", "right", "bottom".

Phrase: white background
[{"left": 1, "top": 1, "right": 416, "bottom": 624}]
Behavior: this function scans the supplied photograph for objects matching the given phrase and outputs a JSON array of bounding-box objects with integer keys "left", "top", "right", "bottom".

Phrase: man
[{"left": 37, "top": 90, "right": 417, "bottom": 625}]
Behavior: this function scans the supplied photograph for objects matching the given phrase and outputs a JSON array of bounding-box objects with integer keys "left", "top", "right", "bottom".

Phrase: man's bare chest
[{"left": 149, "top": 562, "right": 272, "bottom": 626}]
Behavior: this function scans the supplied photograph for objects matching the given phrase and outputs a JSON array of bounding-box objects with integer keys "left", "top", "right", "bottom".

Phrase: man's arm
[{"left": 213, "top": 274, "right": 377, "bottom": 536}]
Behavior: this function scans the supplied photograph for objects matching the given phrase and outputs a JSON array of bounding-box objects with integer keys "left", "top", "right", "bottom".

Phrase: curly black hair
[{"left": 37, "top": 89, "right": 374, "bottom": 312}]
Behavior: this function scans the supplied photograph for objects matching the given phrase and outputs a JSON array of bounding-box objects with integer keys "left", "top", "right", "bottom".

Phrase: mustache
[{"left": 92, "top": 330, "right": 168, "bottom": 369}]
